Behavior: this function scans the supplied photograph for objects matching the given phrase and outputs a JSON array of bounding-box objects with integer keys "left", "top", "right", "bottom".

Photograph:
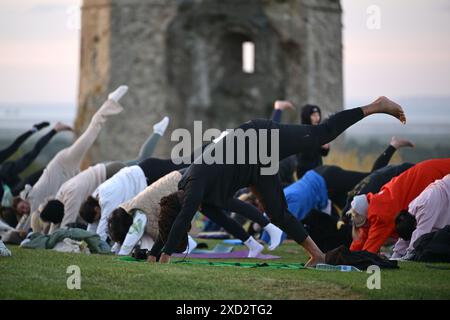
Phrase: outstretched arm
[{"left": 271, "top": 100, "right": 295, "bottom": 123}]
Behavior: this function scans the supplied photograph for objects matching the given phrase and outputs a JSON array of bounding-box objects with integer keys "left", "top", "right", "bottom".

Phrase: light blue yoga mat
[
  {"left": 191, "top": 244, "right": 233, "bottom": 254},
  {"left": 223, "top": 239, "right": 243, "bottom": 245}
]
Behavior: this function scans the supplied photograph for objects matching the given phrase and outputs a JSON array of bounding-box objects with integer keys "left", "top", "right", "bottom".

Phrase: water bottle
[{"left": 315, "top": 263, "right": 361, "bottom": 272}]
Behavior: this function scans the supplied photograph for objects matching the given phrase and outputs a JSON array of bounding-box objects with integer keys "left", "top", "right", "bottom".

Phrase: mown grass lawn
[{"left": 1, "top": 240, "right": 450, "bottom": 300}]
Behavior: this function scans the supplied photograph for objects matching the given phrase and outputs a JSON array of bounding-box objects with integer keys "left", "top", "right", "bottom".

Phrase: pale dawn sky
[{"left": 0, "top": 0, "right": 449, "bottom": 105}]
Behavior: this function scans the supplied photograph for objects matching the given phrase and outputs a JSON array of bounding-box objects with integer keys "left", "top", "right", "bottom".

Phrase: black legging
[
  {"left": 0, "top": 122, "right": 49, "bottom": 164},
  {"left": 276, "top": 108, "right": 364, "bottom": 160},
  {"left": 138, "top": 158, "right": 190, "bottom": 186},
  {"left": 248, "top": 108, "right": 365, "bottom": 245},
  {"left": 161, "top": 108, "right": 366, "bottom": 255},
  {"left": 0, "top": 129, "right": 57, "bottom": 189},
  {"left": 0, "top": 130, "right": 35, "bottom": 164},
  {"left": 149, "top": 197, "right": 269, "bottom": 256},
  {"left": 202, "top": 198, "right": 269, "bottom": 242},
  {"left": 204, "top": 197, "right": 270, "bottom": 240},
  {"left": 137, "top": 144, "right": 212, "bottom": 186},
  {"left": 303, "top": 209, "right": 352, "bottom": 252},
  {"left": 11, "top": 168, "right": 44, "bottom": 196}
]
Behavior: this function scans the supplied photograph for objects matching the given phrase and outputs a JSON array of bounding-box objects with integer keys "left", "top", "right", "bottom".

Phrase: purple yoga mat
[{"left": 173, "top": 250, "right": 280, "bottom": 260}]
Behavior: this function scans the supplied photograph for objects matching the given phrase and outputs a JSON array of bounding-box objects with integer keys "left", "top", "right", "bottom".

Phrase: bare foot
[
  {"left": 54, "top": 122, "right": 73, "bottom": 132},
  {"left": 374, "top": 96, "right": 407, "bottom": 124},
  {"left": 304, "top": 253, "right": 325, "bottom": 268},
  {"left": 390, "top": 136, "right": 415, "bottom": 149},
  {"left": 147, "top": 255, "right": 157, "bottom": 263}
]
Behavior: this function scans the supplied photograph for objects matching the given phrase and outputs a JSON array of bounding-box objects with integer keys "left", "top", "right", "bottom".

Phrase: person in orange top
[{"left": 349, "top": 158, "right": 450, "bottom": 254}]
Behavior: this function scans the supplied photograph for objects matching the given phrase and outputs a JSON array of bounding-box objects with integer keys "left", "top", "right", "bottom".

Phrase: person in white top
[
  {"left": 3, "top": 86, "right": 127, "bottom": 244},
  {"left": 78, "top": 154, "right": 193, "bottom": 242},
  {"left": 81, "top": 165, "right": 149, "bottom": 241}
]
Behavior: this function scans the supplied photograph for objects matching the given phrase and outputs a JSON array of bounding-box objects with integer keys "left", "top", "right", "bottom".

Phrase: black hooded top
[{"left": 296, "top": 104, "right": 330, "bottom": 178}]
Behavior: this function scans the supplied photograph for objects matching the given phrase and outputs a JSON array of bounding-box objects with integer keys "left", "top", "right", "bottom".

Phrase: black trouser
[
  {"left": 315, "top": 145, "right": 396, "bottom": 208},
  {"left": 276, "top": 108, "right": 364, "bottom": 160},
  {"left": 11, "top": 168, "right": 44, "bottom": 196},
  {"left": 0, "top": 129, "right": 57, "bottom": 189},
  {"left": 138, "top": 158, "right": 190, "bottom": 186},
  {"left": 0, "top": 129, "right": 34, "bottom": 164},
  {"left": 303, "top": 209, "right": 352, "bottom": 252},
  {"left": 252, "top": 108, "right": 365, "bottom": 244},
  {"left": 202, "top": 198, "right": 270, "bottom": 241}
]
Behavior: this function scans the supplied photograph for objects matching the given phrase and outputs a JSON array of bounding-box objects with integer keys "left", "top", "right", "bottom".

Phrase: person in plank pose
[{"left": 150, "top": 96, "right": 406, "bottom": 266}]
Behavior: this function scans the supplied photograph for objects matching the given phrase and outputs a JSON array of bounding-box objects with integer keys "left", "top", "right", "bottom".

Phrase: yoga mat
[
  {"left": 196, "top": 231, "right": 230, "bottom": 239},
  {"left": 191, "top": 244, "right": 233, "bottom": 254},
  {"left": 172, "top": 250, "right": 280, "bottom": 260},
  {"left": 222, "top": 239, "right": 243, "bottom": 245},
  {"left": 173, "top": 260, "right": 304, "bottom": 270}
]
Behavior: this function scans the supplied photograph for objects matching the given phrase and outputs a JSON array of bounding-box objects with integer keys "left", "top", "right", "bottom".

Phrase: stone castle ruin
[{"left": 76, "top": 0, "right": 343, "bottom": 164}]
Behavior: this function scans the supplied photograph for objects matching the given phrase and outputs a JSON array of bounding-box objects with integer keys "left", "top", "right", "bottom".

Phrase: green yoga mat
[
  {"left": 173, "top": 260, "right": 306, "bottom": 270},
  {"left": 118, "top": 256, "right": 305, "bottom": 269}
]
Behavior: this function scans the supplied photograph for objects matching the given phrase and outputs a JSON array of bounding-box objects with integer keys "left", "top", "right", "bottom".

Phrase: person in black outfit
[
  {"left": 296, "top": 104, "right": 330, "bottom": 179},
  {"left": 0, "top": 122, "right": 72, "bottom": 206},
  {"left": 0, "top": 122, "right": 49, "bottom": 164},
  {"left": 149, "top": 96, "right": 406, "bottom": 266},
  {"left": 272, "top": 102, "right": 414, "bottom": 203}
]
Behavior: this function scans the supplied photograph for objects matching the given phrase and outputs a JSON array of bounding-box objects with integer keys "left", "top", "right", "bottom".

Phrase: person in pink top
[{"left": 392, "top": 174, "right": 450, "bottom": 260}]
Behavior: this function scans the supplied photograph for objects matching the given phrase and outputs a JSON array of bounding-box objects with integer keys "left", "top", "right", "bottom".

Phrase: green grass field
[{"left": 1, "top": 240, "right": 450, "bottom": 300}]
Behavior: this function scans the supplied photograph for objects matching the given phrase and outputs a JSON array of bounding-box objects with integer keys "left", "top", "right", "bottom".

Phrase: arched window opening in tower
[{"left": 242, "top": 41, "right": 255, "bottom": 74}]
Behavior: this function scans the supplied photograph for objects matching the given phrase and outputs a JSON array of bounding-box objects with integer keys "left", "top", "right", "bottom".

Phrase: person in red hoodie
[{"left": 349, "top": 158, "right": 450, "bottom": 254}]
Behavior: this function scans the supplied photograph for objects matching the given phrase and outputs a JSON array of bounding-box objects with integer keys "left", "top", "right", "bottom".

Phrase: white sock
[
  {"left": 323, "top": 199, "right": 332, "bottom": 216},
  {"left": 153, "top": 116, "right": 170, "bottom": 136},
  {"left": 244, "top": 236, "right": 264, "bottom": 258},
  {"left": 108, "top": 85, "right": 128, "bottom": 102},
  {"left": 0, "top": 240, "right": 11, "bottom": 257},
  {"left": 182, "top": 235, "right": 198, "bottom": 254},
  {"left": 264, "top": 223, "right": 283, "bottom": 251}
]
